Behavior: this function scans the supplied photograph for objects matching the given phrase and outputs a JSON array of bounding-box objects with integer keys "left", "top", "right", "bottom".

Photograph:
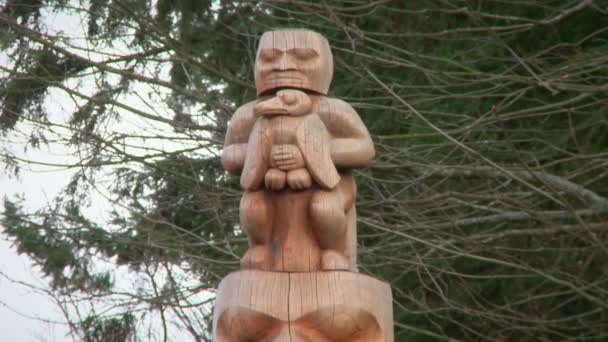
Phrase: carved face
[
  {"left": 216, "top": 306, "right": 383, "bottom": 341},
  {"left": 255, "top": 29, "right": 334, "bottom": 96}
]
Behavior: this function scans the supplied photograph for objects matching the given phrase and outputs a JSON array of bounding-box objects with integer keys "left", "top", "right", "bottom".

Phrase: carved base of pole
[{"left": 213, "top": 270, "right": 393, "bottom": 341}]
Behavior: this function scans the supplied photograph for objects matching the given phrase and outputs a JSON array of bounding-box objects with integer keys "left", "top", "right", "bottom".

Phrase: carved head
[
  {"left": 253, "top": 89, "right": 312, "bottom": 117},
  {"left": 255, "top": 29, "right": 334, "bottom": 96}
]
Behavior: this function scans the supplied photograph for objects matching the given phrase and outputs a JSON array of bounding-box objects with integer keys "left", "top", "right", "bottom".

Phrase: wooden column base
[{"left": 213, "top": 271, "right": 393, "bottom": 341}]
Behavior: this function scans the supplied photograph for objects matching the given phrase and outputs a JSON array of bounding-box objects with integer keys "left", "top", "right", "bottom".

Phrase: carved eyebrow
[
  {"left": 258, "top": 48, "right": 282, "bottom": 60},
  {"left": 288, "top": 48, "right": 319, "bottom": 59}
]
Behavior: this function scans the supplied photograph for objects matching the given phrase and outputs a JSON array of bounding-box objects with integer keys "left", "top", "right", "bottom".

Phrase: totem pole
[{"left": 214, "top": 29, "right": 394, "bottom": 341}]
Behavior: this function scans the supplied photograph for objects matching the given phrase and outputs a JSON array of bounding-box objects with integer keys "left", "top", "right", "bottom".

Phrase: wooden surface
[
  {"left": 241, "top": 89, "right": 340, "bottom": 191},
  {"left": 222, "top": 95, "right": 375, "bottom": 178},
  {"left": 222, "top": 92, "right": 374, "bottom": 272},
  {"left": 213, "top": 270, "right": 394, "bottom": 341},
  {"left": 239, "top": 175, "right": 358, "bottom": 272},
  {"left": 254, "top": 29, "right": 334, "bottom": 96},
  {"left": 215, "top": 29, "right": 392, "bottom": 341}
]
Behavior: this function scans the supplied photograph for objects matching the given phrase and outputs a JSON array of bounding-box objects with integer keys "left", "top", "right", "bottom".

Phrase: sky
[
  {"left": 0, "top": 169, "right": 73, "bottom": 341},
  {"left": 0, "top": 4, "right": 218, "bottom": 339},
  {"left": 0, "top": 74, "right": 197, "bottom": 340},
  {"left": 0, "top": 55, "right": 101, "bottom": 342},
  {"left": 0, "top": 10, "right": 99, "bottom": 337}
]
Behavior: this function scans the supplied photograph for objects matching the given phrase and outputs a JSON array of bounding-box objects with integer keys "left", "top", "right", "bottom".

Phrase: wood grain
[
  {"left": 216, "top": 29, "right": 392, "bottom": 341},
  {"left": 254, "top": 30, "right": 334, "bottom": 96},
  {"left": 239, "top": 175, "right": 357, "bottom": 272},
  {"left": 214, "top": 270, "right": 394, "bottom": 341},
  {"left": 223, "top": 91, "right": 373, "bottom": 272}
]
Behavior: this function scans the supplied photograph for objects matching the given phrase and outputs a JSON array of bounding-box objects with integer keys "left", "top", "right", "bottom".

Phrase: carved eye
[
  {"left": 259, "top": 49, "right": 281, "bottom": 62},
  {"left": 280, "top": 91, "right": 297, "bottom": 105},
  {"left": 290, "top": 48, "right": 318, "bottom": 61}
]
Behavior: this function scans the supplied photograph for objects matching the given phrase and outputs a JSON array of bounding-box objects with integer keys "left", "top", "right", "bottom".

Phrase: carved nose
[
  {"left": 275, "top": 54, "right": 296, "bottom": 71},
  {"left": 269, "top": 326, "right": 314, "bottom": 342},
  {"left": 269, "top": 327, "right": 291, "bottom": 342}
]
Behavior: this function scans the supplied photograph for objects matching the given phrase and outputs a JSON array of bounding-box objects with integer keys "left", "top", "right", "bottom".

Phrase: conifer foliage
[{"left": 1, "top": 1, "right": 607, "bottom": 340}]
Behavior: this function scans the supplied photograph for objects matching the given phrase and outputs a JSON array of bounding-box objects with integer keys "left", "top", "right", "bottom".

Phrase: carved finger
[
  {"left": 274, "top": 153, "right": 293, "bottom": 160},
  {"left": 275, "top": 157, "right": 295, "bottom": 164},
  {"left": 274, "top": 157, "right": 293, "bottom": 163}
]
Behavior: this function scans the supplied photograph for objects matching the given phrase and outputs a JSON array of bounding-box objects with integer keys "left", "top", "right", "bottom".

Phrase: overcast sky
[
  {"left": 0, "top": 7, "right": 118, "bottom": 341},
  {"left": 1, "top": 170, "right": 73, "bottom": 341},
  {"left": 0, "top": 5, "right": 212, "bottom": 340}
]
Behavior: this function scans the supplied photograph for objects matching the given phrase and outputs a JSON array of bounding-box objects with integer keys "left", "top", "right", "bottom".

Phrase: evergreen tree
[{"left": 1, "top": 1, "right": 607, "bottom": 340}]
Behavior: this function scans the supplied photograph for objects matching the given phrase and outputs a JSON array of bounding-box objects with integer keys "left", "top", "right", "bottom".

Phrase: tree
[{"left": 1, "top": 0, "right": 607, "bottom": 340}]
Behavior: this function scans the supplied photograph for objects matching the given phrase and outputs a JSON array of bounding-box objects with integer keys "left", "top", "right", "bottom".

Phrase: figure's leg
[
  {"left": 265, "top": 168, "right": 286, "bottom": 191},
  {"left": 240, "top": 190, "right": 273, "bottom": 270},
  {"left": 310, "top": 185, "right": 351, "bottom": 270},
  {"left": 286, "top": 168, "right": 312, "bottom": 190}
]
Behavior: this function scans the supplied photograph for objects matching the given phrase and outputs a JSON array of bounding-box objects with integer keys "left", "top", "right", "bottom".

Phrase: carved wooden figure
[
  {"left": 223, "top": 30, "right": 375, "bottom": 271},
  {"left": 216, "top": 29, "right": 393, "bottom": 341},
  {"left": 246, "top": 89, "right": 339, "bottom": 192}
]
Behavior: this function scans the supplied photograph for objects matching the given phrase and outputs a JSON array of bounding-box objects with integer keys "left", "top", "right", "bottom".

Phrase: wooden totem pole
[{"left": 215, "top": 29, "right": 394, "bottom": 341}]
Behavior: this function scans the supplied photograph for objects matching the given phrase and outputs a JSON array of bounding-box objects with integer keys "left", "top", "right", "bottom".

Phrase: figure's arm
[
  {"left": 222, "top": 101, "right": 257, "bottom": 176},
  {"left": 296, "top": 115, "right": 340, "bottom": 189},
  {"left": 318, "top": 97, "right": 375, "bottom": 169}
]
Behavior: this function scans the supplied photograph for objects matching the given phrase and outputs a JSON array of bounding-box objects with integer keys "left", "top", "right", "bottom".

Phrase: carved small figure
[{"left": 245, "top": 88, "right": 339, "bottom": 192}]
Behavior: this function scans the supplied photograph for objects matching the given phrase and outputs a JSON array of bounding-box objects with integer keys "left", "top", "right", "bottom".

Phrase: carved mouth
[
  {"left": 266, "top": 72, "right": 305, "bottom": 82},
  {"left": 268, "top": 76, "right": 302, "bottom": 81}
]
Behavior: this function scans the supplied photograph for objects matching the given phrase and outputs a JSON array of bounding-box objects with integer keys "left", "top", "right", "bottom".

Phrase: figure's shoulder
[
  {"left": 225, "top": 100, "right": 260, "bottom": 142},
  {"left": 316, "top": 96, "right": 358, "bottom": 116},
  {"left": 315, "top": 96, "right": 365, "bottom": 131},
  {"left": 232, "top": 99, "right": 258, "bottom": 120},
  {"left": 227, "top": 99, "right": 259, "bottom": 133}
]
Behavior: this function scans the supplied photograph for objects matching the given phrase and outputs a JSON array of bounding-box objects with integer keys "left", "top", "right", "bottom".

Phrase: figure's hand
[{"left": 271, "top": 144, "right": 305, "bottom": 171}]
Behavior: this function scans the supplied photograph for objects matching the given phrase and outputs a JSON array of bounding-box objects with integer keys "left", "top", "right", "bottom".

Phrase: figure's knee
[
  {"left": 241, "top": 245, "right": 271, "bottom": 270},
  {"left": 310, "top": 191, "right": 345, "bottom": 231},
  {"left": 336, "top": 174, "right": 356, "bottom": 210},
  {"left": 240, "top": 191, "right": 271, "bottom": 228}
]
